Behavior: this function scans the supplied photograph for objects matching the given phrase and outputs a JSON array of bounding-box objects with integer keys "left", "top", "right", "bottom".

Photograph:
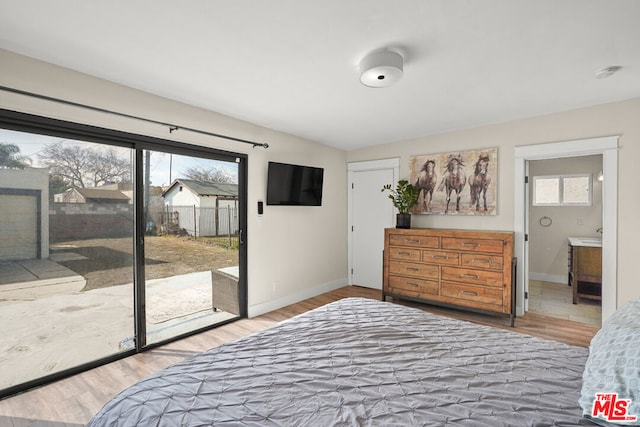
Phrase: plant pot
[{"left": 396, "top": 213, "right": 411, "bottom": 229}]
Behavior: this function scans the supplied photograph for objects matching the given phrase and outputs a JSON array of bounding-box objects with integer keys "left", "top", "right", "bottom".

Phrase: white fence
[{"left": 161, "top": 205, "right": 239, "bottom": 238}]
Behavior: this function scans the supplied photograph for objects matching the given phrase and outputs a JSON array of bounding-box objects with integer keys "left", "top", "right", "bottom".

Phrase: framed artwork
[{"left": 409, "top": 147, "right": 498, "bottom": 215}]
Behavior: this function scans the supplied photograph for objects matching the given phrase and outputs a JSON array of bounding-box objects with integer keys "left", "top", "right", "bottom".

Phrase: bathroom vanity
[{"left": 568, "top": 237, "right": 602, "bottom": 304}]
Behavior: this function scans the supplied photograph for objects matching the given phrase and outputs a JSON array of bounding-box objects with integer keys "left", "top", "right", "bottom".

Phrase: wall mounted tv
[{"left": 266, "top": 161, "right": 324, "bottom": 206}]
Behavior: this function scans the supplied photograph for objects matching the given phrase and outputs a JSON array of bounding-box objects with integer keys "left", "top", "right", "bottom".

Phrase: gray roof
[
  {"left": 76, "top": 188, "right": 130, "bottom": 201},
  {"left": 163, "top": 179, "right": 238, "bottom": 198}
]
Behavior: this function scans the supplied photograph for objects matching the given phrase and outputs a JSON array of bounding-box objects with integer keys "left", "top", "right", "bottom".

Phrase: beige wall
[
  {"left": 529, "top": 155, "right": 603, "bottom": 283},
  {"left": 347, "top": 97, "right": 640, "bottom": 307},
  {"left": 3, "top": 48, "right": 639, "bottom": 311},
  {"left": 0, "top": 49, "right": 347, "bottom": 316}
]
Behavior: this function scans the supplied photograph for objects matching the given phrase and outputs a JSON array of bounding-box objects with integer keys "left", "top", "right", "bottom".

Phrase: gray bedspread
[{"left": 88, "top": 297, "right": 596, "bottom": 426}]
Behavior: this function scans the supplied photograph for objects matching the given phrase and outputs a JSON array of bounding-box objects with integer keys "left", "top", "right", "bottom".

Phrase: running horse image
[
  {"left": 437, "top": 154, "right": 467, "bottom": 213},
  {"left": 415, "top": 159, "right": 437, "bottom": 212},
  {"left": 469, "top": 154, "right": 491, "bottom": 212}
]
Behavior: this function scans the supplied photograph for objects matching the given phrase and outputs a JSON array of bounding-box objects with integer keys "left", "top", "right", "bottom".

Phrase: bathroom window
[{"left": 532, "top": 174, "right": 592, "bottom": 206}]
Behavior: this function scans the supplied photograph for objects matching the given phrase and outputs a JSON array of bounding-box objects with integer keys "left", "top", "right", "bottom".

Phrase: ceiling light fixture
[
  {"left": 359, "top": 49, "right": 403, "bottom": 88},
  {"left": 594, "top": 66, "right": 622, "bottom": 79}
]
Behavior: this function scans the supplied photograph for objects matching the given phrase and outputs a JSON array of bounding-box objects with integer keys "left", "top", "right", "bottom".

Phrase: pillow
[{"left": 580, "top": 297, "right": 640, "bottom": 426}]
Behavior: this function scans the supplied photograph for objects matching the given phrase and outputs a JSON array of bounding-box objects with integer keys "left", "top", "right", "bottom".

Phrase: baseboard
[
  {"left": 248, "top": 278, "right": 348, "bottom": 318},
  {"left": 529, "top": 272, "right": 568, "bottom": 285}
]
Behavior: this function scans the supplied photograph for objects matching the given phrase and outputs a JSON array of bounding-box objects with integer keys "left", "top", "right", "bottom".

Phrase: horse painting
[
  {"left": 415, "top": 160, "right": 437, "bottom": 212},
  {"left": 437, "top": 154, "right": 467, "bottom": 213},
  {"left": 469, "top": 154, "right": 491, "bottom": 212},
  {"left": 410, "top": 147, "right": 496, "bottom": 216}
]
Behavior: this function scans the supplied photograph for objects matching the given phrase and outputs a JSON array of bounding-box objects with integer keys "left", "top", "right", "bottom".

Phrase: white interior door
[{"left": 350, "top": 167, "right": 395, "bottom": 289}]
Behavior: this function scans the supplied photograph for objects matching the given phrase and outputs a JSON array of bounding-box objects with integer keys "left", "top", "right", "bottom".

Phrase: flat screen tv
[{"left": 266, "top": 161, "right": 324, "bottom": 206}]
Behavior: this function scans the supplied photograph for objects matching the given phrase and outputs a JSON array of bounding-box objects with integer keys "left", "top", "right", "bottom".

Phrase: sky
[{"left": 1, "top": 128, "right": 238, "bottom": 187}]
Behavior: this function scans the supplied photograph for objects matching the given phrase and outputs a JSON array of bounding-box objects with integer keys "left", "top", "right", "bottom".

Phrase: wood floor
[{"left": 0, "top": 285, "right": 600, "bottom": 427}]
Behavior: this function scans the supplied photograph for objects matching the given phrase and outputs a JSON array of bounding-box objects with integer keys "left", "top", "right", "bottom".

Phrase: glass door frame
[
  {"left": 0, "top": 108, "right": 247, "bottom": 397},
  {"left": 134, "top": 144, "right": 248, "bottom": 350}
]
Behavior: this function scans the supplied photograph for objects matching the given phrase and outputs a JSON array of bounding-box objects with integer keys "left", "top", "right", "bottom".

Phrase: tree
[
  {"left": 39, "top": 142, "right": 130, "bottom": 188},
  {"left": 0, "top": 142, "right": 31, "bottom": 169},
  {"left": 184, "top": 165, "right": 235, "bottom": 183},
  {"left": 48, "top": 175, "right": 68, "bottom": 201},
  {"left": 88, "top": 146, "right": 132, "bottom": 186}
]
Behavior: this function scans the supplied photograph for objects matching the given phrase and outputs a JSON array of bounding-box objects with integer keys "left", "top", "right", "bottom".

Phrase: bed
[{"left": 88, "top": 297, "right": 616, "bottom": 426}]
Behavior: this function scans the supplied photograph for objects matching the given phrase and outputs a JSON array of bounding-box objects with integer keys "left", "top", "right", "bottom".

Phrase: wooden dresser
[{"left": 383, "top": 228, "right": 515, "bottom": 325}]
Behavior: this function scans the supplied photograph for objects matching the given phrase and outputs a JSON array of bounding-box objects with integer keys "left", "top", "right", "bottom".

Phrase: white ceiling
[{"left": 1, "top": 0, "right": 639, "bottom": 150}]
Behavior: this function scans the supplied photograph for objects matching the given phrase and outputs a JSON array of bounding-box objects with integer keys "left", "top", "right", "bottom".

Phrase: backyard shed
[{"left": 162, "top": 179, "right": 238, "bottom": 237}]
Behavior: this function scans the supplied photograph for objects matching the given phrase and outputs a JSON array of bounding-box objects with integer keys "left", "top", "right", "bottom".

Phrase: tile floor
[{"left": 527, "top": 280, "right": 601, "bottom": 326}]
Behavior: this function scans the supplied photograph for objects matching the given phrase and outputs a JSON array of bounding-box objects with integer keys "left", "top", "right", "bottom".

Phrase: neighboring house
[
  {"left": 162, "top": 179, "right": 238, "bottom": 237},
  {"left": 91, "top": 183, "right": 134, "bottom": 203},
  {"left": 0, "top": 168, "right": 49, "bottom": 261},
  {"left": 54, "top": 187, "right": 130, "bottom": 204}
]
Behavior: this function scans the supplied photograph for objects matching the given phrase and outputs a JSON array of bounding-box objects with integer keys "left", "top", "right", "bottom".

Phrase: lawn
[{"left": 52, "top": 235, "right": 239, "bottom": 291}]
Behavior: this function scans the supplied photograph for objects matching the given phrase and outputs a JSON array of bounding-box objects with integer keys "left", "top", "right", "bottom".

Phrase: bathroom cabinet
[{"left": 569, "top": 244, "right": 602, "bottom": 304}]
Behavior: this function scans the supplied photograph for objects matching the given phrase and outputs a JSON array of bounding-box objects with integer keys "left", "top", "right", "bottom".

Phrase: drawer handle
[
  {"left": 432, "top": 255, "right": 449, "bottom": 259},
  {"left": 461, "top": 291, "right": 479, "bottom": 296},
  {"left": 461, "top": 243, "right": 480, "bottom": 247},
  {"left": 460, "top": 274, "right": 481, "bottom": 279},
  {"left": 470, "top": 259, "right": 489, "bottom": 263},
  {"left": 406, "top": 267, "right": 420, "bottom": 272},
  {"left": 406, "top": 282, "right": 420, "bottom": 287},
  {"left": 404, "top": 239, "right": 420, "bottom": 243},
  {"left": 398, "top": 251, "right": 412, "bottom": 256}
]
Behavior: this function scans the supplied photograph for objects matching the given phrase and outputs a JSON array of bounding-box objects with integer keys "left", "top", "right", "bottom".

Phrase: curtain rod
[{"left": 0, "top": 85, "right": 269, "bottom": 149}]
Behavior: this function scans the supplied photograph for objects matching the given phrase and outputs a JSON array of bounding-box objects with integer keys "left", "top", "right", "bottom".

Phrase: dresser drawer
[
  {"left": 460, "top": 253, "right": 503, "bottom": 270},
  {"left": 389, "top": 261, "right": 439, "bottom": 279},
  {"left": 388, "top": 247, "right": 421, "bottom": 262},
  {"left": 441, "top": 266, "right": 503, "bottom": 287},
  {"left": 442, "top": 237, "right": 503, "bottom": 254},
  {"left": 441, "top": 282, "right": 503, "bottom": 306},
  {"left": 389, "top": 234, "right": 439, "bottom": 248},
  {"left": 388, "top": 275, "right": 439, "bottom": 296},
  {"left": 422, "top": 250, "right": 459, "bottom": 265}
]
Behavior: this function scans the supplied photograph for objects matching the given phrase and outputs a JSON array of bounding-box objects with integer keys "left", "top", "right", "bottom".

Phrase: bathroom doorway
[
  {"left": 514, "top": 136, "right": 618, "bottom": 325},
  {"left": 527, "top": 155, "right": 602, "bottom": 326}
]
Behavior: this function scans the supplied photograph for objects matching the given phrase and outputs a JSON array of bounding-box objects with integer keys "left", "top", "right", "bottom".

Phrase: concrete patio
[
  {"left": 0, "top": 258, "right": 237, "bottom": 391},
  {"left": 0, "top": 259, "right": 85, "bottom": 300}
]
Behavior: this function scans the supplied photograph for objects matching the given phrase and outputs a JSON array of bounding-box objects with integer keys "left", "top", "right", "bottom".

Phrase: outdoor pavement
[
  {"left": 0, "top": 259, "right": 85, "bottom": 299},
  {"left": 0, "top": 259, "right": 237, "bottom": 391}
]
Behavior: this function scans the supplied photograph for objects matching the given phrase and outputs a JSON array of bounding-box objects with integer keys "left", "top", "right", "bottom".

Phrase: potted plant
[{"left": 381, "top": 179, "right": 419, "bottom": 229}]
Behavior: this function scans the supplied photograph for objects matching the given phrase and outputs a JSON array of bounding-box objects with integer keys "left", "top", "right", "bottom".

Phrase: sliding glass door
[
  {"left": 0, "top": 128, "right": 135, "bottom": 392},
  {"left": 0, "top": 111, "right": 246, "bottom": 397},
  {"left": 142, "top": 149, "right": 242, "bottom": 345}
]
